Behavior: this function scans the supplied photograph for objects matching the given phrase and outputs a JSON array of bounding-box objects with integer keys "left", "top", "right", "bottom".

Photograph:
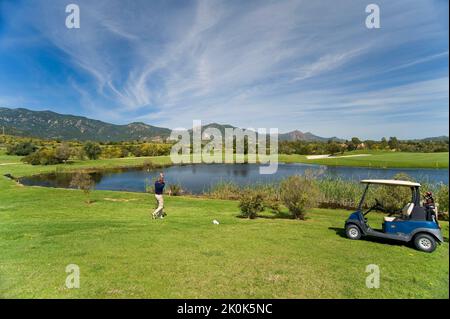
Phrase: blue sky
[{"left": 0, "top": 0, "right": 448, "bottom": 139}]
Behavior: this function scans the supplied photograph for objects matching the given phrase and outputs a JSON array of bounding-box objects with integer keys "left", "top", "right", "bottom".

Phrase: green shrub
[
  {"left": 438, "top": 211, "right": 449, "bottom": 221},
  {"left": 101, "top": 146, "right": 121, "bottom": 159},
  {"left": 263, "top": 197, "right": 281, "bottom": 214},
  {"left": 251, "top": 184, "right": 281, "bottom": 213},
  {"left": 72, "top": 147, "right": 86, "bottom": 160},
  {"left": 22, "top": 148, "right": 62, "bottom": 165},
  {"left": 238, "top": 190, "right": 265, "bottom": 219},
  {"left": 205, "top": 173, "right": 444, "bottom": 214},
  {"left": 138, "top": 143, "right": 172, "bottom": 156},
  {"left": 130, "top": 146, "right": 143, "bottom": 157},
  {"left": 21, "top": 152, "right": 40, "bottom": 165},
  {"left": 83, "top": 142, "right": 102, "bottom": 160},
  {"left": 55, "top": 143, "right": 71, "bottom": 163},
  {"left": 6, "top": 141, "right": 37, "bottom": 156},
  {"left": 280, "top": 174, "right": 320, "bottom": 220},
  {"left": 436, "top": 184, "right": 449, "bottom": 214}
]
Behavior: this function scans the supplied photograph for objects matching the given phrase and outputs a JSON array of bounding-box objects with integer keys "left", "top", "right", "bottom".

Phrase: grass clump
[
  {"left": 316, "top": 178, "right": 363, "bottom": 209},
  {"left": 208, "top": 181, "right": 242, "bottom": 200}
]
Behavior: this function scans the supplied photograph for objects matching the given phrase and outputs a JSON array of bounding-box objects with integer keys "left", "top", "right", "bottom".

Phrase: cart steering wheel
[
  {"left": 374, "top": 199, "right": 397, "bottom": 216},
  {"left": 364, "top": 199, "right": 386, "bottom": 215},
  {"left": 373, "top": 199, "right": 387, "bottom": 213}
]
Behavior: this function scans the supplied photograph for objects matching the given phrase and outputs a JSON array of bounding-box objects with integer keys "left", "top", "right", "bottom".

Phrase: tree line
[
  {"left": 3, "top": 137, "right": 172, "bottom": 165},
  {"left": 1, "top": 134, "right": 448, "bottom": 165},
  {"left": 279, "top": 137, "right": 448, "bottom": 155}
]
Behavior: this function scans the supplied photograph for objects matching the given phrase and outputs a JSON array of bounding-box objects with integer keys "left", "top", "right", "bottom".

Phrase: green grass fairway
[
  {"left": 280, "top": 151, "right": 449, "bottom": 169},
  {"left": 0, "top": 153, "right": 174, "bottom": 179},
  {"left": 0, "top": 158, "right": 448, "bottom": 298}
]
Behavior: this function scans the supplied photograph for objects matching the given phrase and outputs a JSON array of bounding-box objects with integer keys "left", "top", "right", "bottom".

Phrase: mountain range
[
  {"left": 277, "top": 130, "right": 342, "bottom": 142},
  {"left": 0, "top": 107, "right": 337, "bottom": 142},
  {"left": 0, "top": 107, "right": 447, "bottom": 143},
  {"left": 0, "top": 107, "right": 170, "bottom": 142}
]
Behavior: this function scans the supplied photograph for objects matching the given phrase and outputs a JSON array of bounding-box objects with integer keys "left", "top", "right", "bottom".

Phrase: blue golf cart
[{"left": 345, "top": 179, "right": 443, "bottom": 252}]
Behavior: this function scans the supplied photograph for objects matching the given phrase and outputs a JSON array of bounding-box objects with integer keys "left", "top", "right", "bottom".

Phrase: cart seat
[
  {"left": 402, "top": 203, "right": 414, "bottom": 216},
  {"left": 384, "top": 216, "right": 396, "bottom": 222}
]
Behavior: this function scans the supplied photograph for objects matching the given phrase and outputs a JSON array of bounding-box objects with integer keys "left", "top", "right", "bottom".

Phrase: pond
[{"left": 19, "top": 163, "right": 448, "bottom": 194}]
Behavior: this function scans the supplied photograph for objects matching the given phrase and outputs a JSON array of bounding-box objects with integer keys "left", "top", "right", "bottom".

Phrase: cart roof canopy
[{"left": 360, "top": 179, "right": 421, "bottom": 187}]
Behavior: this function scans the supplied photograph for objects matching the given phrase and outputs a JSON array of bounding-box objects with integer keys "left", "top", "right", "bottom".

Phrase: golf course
[
  {"left": 280, "top": 151, "right": 448, "bottom": 169},
  {"left": 1, "top": 0, "right": 449, "bottom": 305},
  {"left": 1, "top": 149, "right": 448, "bottom": 298}
]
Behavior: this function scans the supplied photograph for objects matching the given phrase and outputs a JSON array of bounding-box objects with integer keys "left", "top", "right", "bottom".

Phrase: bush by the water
[
  {"left": 374, "top": 173, "right": 415, "bottom": 212},
  {"left": 208, "top": 181, "right": 242, "bottom": 200},
  {"left": 436, "top": 184, "right": 449, "bottom": 214},
  {"left": 168, "top": 183, "right": 183, "bottom": 196},
  {"left": 70, "top": 172, "right": 95, "bottom": 203},
  {"left": 6, "top": 141, "right": 37, "bottom": 156},
  {"left": 142, "top": 160, "right": 165, "bottom": 171},
  {"left": 316, "top": 178, "right": 363, "bottom": 209},
  {"left": 205, "top": 174, "right": 448, "bottom": 217},
  {"left": 318, "top": 173, "right": 426, "bottom": 212},
  {"left": 238, "top": 190, "right": 265, "bottom": 219},
  {"left": 280, "top": 174, "right": 320, "bottom": 220}
]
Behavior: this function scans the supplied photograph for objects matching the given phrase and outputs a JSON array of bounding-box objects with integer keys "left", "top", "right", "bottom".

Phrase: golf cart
[{"left": 345, "top": 179, "right": 443, "bottom": 252}]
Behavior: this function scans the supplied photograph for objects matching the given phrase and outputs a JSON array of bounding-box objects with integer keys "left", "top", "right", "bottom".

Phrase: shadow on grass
[
  {"left": 330, "top": 226, "right": 449, "bottom": 244},
  {"left": 258, "top": 210, "right": 294, "bottom": 220},
  {"left": 236, "top": 210, "right": 311, "bottom": 220},
  {"left": 328, "top": 227, "right": 407, "bottom": 248},
  {"left": 329, "top": 227, "right": 346, "bottom": 238}
]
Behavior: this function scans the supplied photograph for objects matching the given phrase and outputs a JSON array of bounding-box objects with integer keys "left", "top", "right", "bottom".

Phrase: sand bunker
[{"left": 306, "top": 154, "right": 371, "bottom": 160}]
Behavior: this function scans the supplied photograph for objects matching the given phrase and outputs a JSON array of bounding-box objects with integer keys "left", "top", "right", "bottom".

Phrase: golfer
[{"left": 152, "top": 173, "right": 166, "bottom": 219}]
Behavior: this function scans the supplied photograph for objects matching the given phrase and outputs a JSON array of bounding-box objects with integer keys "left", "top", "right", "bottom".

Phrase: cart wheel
[
  {"left": 414, "top": 233, "right": 437, "bottom": 253},
  {"left": 346, "top": 224, "right": 361, "bottom": 240}
]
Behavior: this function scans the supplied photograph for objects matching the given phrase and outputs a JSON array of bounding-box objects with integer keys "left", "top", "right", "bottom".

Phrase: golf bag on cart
[{"left": 424, "top": 192, "right": 438, "bottom": 222}]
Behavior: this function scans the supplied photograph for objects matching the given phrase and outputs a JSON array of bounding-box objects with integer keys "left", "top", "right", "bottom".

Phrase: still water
[{"left": 19, "top": 163, "right": 448, "bottom": 194}]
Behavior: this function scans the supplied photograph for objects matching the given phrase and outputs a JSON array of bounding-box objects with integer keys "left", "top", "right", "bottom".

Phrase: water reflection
[{"left": 20, "top": 163, "right": 448, "bottom": 194}]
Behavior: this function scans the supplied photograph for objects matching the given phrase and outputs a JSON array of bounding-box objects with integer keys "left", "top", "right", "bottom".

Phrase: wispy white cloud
[
  {"left": 0, "top": 0, "right": 448, "bottom": 139},
  {"left": 383, "top": 51, "right": 449, "bottom": 73}
]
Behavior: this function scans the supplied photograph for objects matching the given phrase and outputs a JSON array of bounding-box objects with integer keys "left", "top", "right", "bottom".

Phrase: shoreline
[{"left": 4, "top": 157, "right": 450, "bottom": 181}]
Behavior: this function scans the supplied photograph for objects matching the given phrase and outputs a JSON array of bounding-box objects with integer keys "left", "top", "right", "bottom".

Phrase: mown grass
[
  {"left": 0, "top": 151, "right": 449, "bottom": 298},
  {"left": 2, "top": 146, "right": 448, "bottom": 172},
  {"left": 0, "top": 154, "right": 174, "bottom": 179},
  {"left": 280, "top": 151, "right": 449, "bottom": 169}
]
